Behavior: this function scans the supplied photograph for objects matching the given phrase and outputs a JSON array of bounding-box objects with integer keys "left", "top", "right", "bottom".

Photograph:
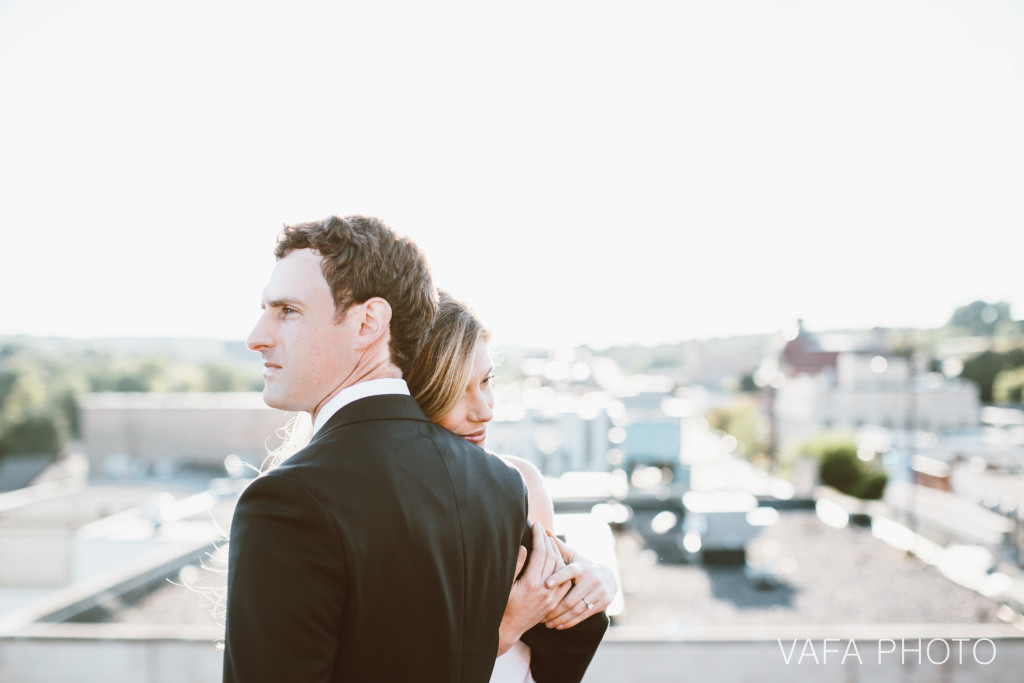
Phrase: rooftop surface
[
  {"left": 616, "top": 508, "right": 1007, "bottom": 632},
  {"left": 92, "top": 506, "right": 1011, "bottom": 635}
]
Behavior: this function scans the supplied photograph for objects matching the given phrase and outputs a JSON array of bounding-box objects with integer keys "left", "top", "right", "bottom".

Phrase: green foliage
[
  {"left": 2, "top": 413, "right": 63, "bottom": 455},
  {"left": 960, "top": 347, "right": 1024, "bottom": 403},
  {"left": 203, "top": 361, "right": 262, "bottom": 392},
  {"left": 85, "top": 355, "right": 201, "bottom": 392},
  {"left": 994, "top": 366, "right": 1024, "bottom": 405},
  {"left": 801, "top": 434, "right": 888, "bottom": 501},
  {"left": 947, "top": 300, "right": 1014, "bottom": 336},
  {"left": 819, "top": 444, "right": 861, "bottom": 492},
  {"left": 849, "top": 470, "right": 888, "bottom": 501},
  {"left": 599, "top": 343, "right": 688, "bottom": 374},
  {"left": 0, "top": 338, "right": 262, "bottom": 458},
  {"left": 0, "top": 367, "right": 47, "bottom": 423},
  {"left": 706, "top": 397, "right": 768, "bottom": 459},
  {"left": 0, "top": 353, "right": 68, "bottom": 456}
]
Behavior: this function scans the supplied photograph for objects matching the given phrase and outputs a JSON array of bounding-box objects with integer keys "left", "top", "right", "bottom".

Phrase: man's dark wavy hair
[{"left": 274, "top": 215, "right": 437, "bottom": 375}]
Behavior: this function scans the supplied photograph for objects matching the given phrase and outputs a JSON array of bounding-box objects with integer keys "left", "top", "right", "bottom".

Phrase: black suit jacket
[
  {"left": 521, "top": 611, "right": 608, "bottom": 683},
  {"left": 223, "top": 394, "right": 530, "bottom": 682}
]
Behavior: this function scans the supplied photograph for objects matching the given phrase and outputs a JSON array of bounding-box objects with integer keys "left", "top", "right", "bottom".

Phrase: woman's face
[{"left": 438, "top": 338, "right": 494, "bottom": 447}]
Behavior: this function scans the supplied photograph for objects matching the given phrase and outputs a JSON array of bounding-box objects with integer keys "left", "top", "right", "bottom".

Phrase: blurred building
[
  {"left": 618, "top": 390, "right": 688, "bottom": 489},
  {"left": 487, "top": 348, "right": 704, "bottom": 498},
  {"left": 79, "top": 392, "right": 293, "bottom": 476},
  {"left": 758, "top": 322, "right": 979, "bottom": 455},
  {"left": 677, "top": 334, "right": 770, "bottom": 389},
  {"left": 488, "top": 389, "right": 614, "bottom": 475}
]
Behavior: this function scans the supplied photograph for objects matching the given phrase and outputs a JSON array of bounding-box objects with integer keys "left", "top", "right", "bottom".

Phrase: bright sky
[{"left": 2, "top": 0, "right": 1022, "bottom": 350}]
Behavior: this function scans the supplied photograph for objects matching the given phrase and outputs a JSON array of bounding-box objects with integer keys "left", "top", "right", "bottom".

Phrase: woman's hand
[
  {"left": 540, "top": 531, "right": 618, "bottom": 630},
  {"left": 497, "top": 522, "right": 572, "bottom": 656}
]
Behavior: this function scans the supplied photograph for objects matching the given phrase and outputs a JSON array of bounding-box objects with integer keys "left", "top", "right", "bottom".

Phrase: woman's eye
[{"left": 482, "top": 374, "right": 495, "bottom": 386}]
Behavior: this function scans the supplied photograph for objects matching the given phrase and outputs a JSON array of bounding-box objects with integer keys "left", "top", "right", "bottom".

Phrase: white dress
[{"left": 490, "top": 641, "right": 535, "bottom": 683}]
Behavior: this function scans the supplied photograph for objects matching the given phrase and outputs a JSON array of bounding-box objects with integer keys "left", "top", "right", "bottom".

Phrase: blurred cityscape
[{"left": 2, "top": 300, "right": 1024, "bottom": 681}]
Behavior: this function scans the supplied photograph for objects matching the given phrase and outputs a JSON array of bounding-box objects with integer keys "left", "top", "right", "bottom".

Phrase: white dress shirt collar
[{"left": 312, "top": 378, "right": 411, "bottom": 435}]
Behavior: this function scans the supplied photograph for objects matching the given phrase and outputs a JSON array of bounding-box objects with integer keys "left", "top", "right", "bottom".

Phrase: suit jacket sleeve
[
  {"left": 519, "top": 609, "right": 609, "bottom": 683},
  {"left": 223, "top": 474, "right": 347, "bottom": 683}
]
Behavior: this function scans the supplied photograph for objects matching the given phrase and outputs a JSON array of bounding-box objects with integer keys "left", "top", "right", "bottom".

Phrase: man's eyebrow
[{"left": 263, "top": 297, "right": 303, "bottom": 310}]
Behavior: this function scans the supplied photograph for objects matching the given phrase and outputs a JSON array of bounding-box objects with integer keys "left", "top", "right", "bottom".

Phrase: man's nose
[{"left": 246, "top": 313, "right": 272, "bottom": 352}]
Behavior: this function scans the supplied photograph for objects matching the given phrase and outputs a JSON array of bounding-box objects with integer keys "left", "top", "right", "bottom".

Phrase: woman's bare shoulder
[
  {"left": 496, "top": 454, "right": 544, "bottom": 486},
  {"left": 495, "top": 454, "right": 554, "bottom": 526}
]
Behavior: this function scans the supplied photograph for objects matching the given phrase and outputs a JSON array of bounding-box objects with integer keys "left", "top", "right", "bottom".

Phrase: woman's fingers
[
  {"left": 543, "top": 568, "right": 591, "bottom": 625},
  {"left": 544, "top": 564, "right": 614, "bottom": 629},
  {"left": 523, "top": 522, "right": 549, "bottom": 582},
  {"left": 544, "top": 532, "right": 564, "bottom": 575},
  {"left": 544, "top": 559, "right": 582, "bottom": 590},
  {"left": 533, "top": 526, "right": 561, "bottom": 579},
  {"left": 546, "top": 586, "right": 606, "bottom": 629},
  {"left": 546, "top": 529, "right": 575, "bottom": 564}
]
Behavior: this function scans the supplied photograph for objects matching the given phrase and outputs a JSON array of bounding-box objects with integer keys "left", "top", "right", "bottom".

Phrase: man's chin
[
  {"left": 261, "top": 387, "right": 289, "bottom": 411},
  {"left": 260, "top": 385, "right": 310, "bottom": 414}
]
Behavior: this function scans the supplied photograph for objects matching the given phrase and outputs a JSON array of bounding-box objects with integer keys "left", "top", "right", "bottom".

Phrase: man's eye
[{"left": 282, "top": 306, "right": 297, "bottom": 316}]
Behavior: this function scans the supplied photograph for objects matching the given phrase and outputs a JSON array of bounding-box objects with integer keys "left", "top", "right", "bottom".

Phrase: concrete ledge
[
  {"left": 12, "top": 622, "right": 224, "bottom": 641},
  {"left": 3, "top": 624, "right": 1023, "bottom": 683},
  {"left": 0, "top": 632, "right": 223, "bottom": 683}
]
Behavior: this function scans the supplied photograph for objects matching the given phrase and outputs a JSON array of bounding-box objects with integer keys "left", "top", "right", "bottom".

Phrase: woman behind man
[
  {"left": 406, "top": 292, "right": 616, "bottom": 683},
  {"left": 263, "top": 291, "right": 615, "bottom": 682}
]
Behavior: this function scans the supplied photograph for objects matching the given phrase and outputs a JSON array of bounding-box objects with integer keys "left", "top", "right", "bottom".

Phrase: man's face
[{"left": 246, "top": 248, "right": 359, "bottom": 415}]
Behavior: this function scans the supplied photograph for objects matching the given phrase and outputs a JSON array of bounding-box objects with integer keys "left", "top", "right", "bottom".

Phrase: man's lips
[{"left": 263, "top": 362, "right": 282, "bottom": 378}]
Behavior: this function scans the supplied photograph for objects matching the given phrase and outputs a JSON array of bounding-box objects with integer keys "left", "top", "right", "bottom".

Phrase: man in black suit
[{"left": 223, "top": 215, "right": 531, "bottom": 682}]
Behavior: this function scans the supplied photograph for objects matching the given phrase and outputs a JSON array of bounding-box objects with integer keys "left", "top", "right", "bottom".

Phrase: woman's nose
[{"left": 469, "top": 390, "right": 494, "bottom": 423}]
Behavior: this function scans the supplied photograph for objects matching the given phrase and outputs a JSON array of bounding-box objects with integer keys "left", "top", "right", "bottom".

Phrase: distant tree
[
  {"left": 0, "top": 343, "right": 24, "bottom": 360},
  {"left": 86, "top": 355, "right": 204, "bottom": 392},
  {"left": 0, "top": 367, "right": 48, "bottom": 424},
  {"left": 88, "top": 361, "right": 145, "bottom": 392},
  {"left": 0, "top": 338, "right": 267, "bottom": 458},
  {"left": 706, "top": 398, "right": 768, "bottom": 459},
  {"left": 600, "top": 342, "right": 688, "bottom": 374},
  {"left": 849, "top": 470, "right": 887, "bottom": 500},
  {"left": 0, "top": 368, "right": 19, "bottom": 407},
  {"left": 112, "top": 374, "right": 151, "bottom": 392},
  {"left": 138, "top": 357, "right": 171, "bottom": 391},
  {"left": 947, "top": 300, "right": 1014, "bottom": 336},
  {"left": 51, "top": 375, "right": 88, "bottom": 438},
  {"left": 739, "top": 372, "right": 759, "bottom": 393},
  {"left": 0, "top": 413, "right": 63, "bottom": 455},
  {"left": 960, "top": 348, "right": 1024, "bottom": 403},
  {"left": 203, "top": 361, "right": 258, "bottom": 392},
  {"left": 801, "top": 434, "right": 887, "bottom": 501},
  {"left": 994, "top": 367, "right": 1024, "bottom": 405}
]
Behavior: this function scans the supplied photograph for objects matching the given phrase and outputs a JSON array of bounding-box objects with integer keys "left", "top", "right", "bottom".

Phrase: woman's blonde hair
[
  {"left": 261, "top": 291, "right": 485, "bottom": 471},
  {"left": 261, "top": 411, "right": 315, "bottom": 471},
  {"left": 406, "top": 291, "right": 487, "bottom": 423}
]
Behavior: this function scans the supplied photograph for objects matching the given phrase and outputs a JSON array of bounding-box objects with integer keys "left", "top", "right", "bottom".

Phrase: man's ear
[{"left": 354, "top": 297, "right": 393, "bottom": 350}]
